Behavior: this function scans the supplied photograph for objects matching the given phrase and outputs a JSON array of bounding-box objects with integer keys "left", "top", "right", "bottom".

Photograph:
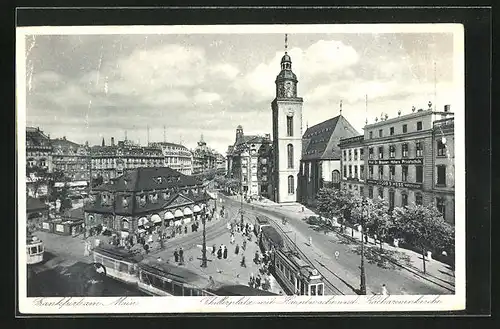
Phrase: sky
[{"left": 24, "top": 30, "right": 457, "bottom": 154}]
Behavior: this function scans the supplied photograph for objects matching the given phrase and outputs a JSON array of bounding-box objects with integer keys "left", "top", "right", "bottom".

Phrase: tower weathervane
[
  {"left": 340, "top": 100, "right": 343, "bottom": 116},
  {"left": 284, "top": 34, "right": 288, "bottom": 53}
]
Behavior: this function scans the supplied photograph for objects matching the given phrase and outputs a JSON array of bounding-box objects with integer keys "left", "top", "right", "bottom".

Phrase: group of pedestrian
[
  {"left": 216, "top": 244, "right": 228, "bottom": 260},
  {"left": 173, "top": 247, "right": 185, "bottom": 265}
]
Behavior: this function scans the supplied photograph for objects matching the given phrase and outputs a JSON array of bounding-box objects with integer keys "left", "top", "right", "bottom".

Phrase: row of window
[
  {"left": 369, "top": 121, "right": 423, "bottom": 140},
  {"left": 343, "top": 148, "right": 364, "bottom": 161},
  {"left": 344, "top": 164, "right": 447, "bottom": 186},
  {"left": 367, "top": 142, "right": 423, "bottom": 159}
]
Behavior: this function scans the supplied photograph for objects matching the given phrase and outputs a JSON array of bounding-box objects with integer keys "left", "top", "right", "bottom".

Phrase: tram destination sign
[
  {"left": 366, "top": 179, "right": 422, "bottom": 189},
  {"left": 368, "top": 158, "right": 423, "bottom": 165}
]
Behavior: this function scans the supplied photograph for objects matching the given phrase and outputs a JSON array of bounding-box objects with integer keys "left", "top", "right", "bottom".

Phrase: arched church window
[
  {"left": 332, "top": 170, "right": 340, "bottom": 184},
  {"left": 287, "top": 175, "right": 294, "bottom": 194},
  {"left": 287, "top": 115, "right": 294, "bottom": 137},
  {"left": 287, "top": 144, "right": 294, "bottom": 169}
]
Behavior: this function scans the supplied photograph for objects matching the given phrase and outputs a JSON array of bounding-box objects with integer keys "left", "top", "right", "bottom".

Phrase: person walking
[
  {"left": 230, "top": 233, "right": 235, "bottom": 245},
  {"left": 179, "top": 247, "right": 184, "bottom": 264},
  {"left": 309, "top": 236, "right": 313, "bottom": 246},
  {"left": 223, "top": 245, "right": 228, "bottom": 259},
  {"left": 334, "top": 251, "right": 340, "bottom": 260},
  {"left": 381, "top": 284, "right": 388, "bottom": 296},
  {"left": 255, "top": 274, "right": 261, "bottom": 288},
  {"left": 242, "top": 240, "right": 247, "bottom": 251},
  {"left": 235, "top": 244, "right": 240, "bottom": 255},
  {"left": 249, "top": 273, "right": 254, "bottom": 287},
  {"left": 254, "top": 251, "right": 260, "bottom": 264},
  {"left": 364, "top": 233, "right": 368, "bottom": 244},
  {"left": 217, "top": 246, "right": 223, "bottom": 259},
  {"left": 241, "top": 255, "right": 246, "bottom": 268},
  {"left": 174, "top": 248, "right": 179, "bottom": 263},
  {"left": 212, "top": 244, "right": 216, "bottom": 256}
]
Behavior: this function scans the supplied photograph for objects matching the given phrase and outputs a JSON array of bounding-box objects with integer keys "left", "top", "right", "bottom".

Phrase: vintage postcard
[{"left": 17, "top": 23, "right": 465, "bottom": 314}]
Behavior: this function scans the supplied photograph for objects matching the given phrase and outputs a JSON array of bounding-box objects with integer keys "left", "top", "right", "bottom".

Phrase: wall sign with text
[
  {"left": 366, "top": 179, "right": 423, "bottom": 189},
  {"left": 368, "top": 158, "right": 423, "bottom": 165}
]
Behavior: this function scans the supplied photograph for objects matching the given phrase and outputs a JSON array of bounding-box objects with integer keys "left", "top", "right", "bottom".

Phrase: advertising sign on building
[
  {"left": 366, "top": 179, "right": 423, "bottom": 189},
  {"left": 368, "top": 158, "right": 424, "bottom": 165}
]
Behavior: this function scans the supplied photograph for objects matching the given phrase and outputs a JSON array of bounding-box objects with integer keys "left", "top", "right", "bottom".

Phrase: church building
[{"left": 270, "top": 36, "right": 303, "bottom": 203}]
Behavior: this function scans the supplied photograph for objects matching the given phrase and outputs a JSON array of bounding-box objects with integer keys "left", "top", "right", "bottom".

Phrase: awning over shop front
[
  {"left": 193, "top": 205, "right": 201, "bottom": 213},
  {"left": 174, "top": 209, "right": 184, "bottom": 218},
  {"left": 54, "top": 182, "right": 65, "bottom": 188},
  {"left": 138, "top": 217, "right": 148, "bottom": 226},
  {"left": 164, "top": 212, "right": 174, "bottom": 220},
  {"left": 151, "top": 214, "right": 162, "bottom": 223},
  {"left": 183, "top": 208, "right": 193, "bottom": 216}
]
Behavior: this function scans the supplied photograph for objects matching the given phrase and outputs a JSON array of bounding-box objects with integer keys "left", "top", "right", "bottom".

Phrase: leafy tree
[
  {"left": 392, "top": 203, "right": 455, "bottom": 274},
  {"left": 92, "top": 174, "right": 104, "bottom": 188},
  {"left": 315, "top": 188, "right": 360, "bottom": 234},
  {"left": 351, "top": 197, "right": 392, "bottom": 251},
  {"left": 26, "top": 166, "right": 51, "bottom": 198}
]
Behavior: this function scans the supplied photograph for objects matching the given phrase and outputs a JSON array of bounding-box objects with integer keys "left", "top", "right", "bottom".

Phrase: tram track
[{"left": 241, "top": 206, "right": 345, "bottom": 296}]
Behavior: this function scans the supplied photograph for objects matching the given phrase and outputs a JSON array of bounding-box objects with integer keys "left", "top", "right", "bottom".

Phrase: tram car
[
  {"left": 259, "top": 225, "right": 284, "bottom": 253},
  {"left": 254, "top": 215, "right": 271, "bottom": 236},
  {"left": 26, "top": 235, "right": 44, "bottom": 265},
  {"left": 272, "top": 249, "right": 325, "bottom": 296},
  {"left": 92, "top": 245, "right": 144, "bottom": 285}
]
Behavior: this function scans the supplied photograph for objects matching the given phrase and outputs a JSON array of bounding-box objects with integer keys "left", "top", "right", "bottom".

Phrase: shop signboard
[
  {"left": 366, "top": 179, "right": 422, "bottom": 189},
  {"left": 368, "top": 158, "right": 423, "bottom": 165}
]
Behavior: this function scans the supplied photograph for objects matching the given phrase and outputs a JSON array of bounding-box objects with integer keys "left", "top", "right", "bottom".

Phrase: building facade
[
  {"left": 338, "top": 135, "right": 365, "bottom": 197},
  {"left": 298, "top": 115, "right": 360, "bottom": 205},
  {"left": 226, "top": 125, "right": 272, "bottom": 198},
  {"left": 91, "top": 138, "right": 164, "bottom": 182},
  {"left": 26, "top": 127, "right": 53, "bottom": 172},
  {"left": 84, "top": 167, "right": 211, "bottom": 242},
  {"left": 51, "top": 136, "right": 90, "bottom": 181},
  {"left": 339, "top": 104, "right": 455, "bottom": 224},
  {"left": 150, "top": 142, "right": 193, "bottom": 176},
  {"left": 191, "top": 136, "right": 217, "bottom": 175},
  {"left": 271, "top": 50, "right": 303, "bottom": 203}
]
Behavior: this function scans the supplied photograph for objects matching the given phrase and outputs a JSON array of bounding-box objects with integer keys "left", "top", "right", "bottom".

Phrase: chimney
[
  {"left": 444, "top": 104, "right": 451, "bottom": 112},
  {"left": 63, "top": 136, "right": 66, "bottom": 140},
  {"left": 111, "top": 137, "right": 115, "bottom": 146}
]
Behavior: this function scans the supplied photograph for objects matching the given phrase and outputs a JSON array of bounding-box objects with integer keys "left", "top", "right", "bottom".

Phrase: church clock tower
[{"left": 271, "top": 34, "right": 303, "bottom": 203}]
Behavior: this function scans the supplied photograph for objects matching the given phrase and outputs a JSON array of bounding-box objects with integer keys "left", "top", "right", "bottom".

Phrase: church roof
[
  {"left": 302, "top": 115, "right": 359, "bottom": 161},
  {"left": 276, "top": 70, "right": 297, "bottom": 82}
]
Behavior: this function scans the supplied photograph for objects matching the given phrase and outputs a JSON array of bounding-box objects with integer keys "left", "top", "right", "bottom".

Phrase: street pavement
[{"left": 224, "top": 195, "right": 454, "bottom": 295}]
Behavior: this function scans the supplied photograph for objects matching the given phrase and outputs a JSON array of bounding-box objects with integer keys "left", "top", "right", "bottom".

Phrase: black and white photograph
[{"left": 17, "top": 23, "right": 465, "bottom": 313}]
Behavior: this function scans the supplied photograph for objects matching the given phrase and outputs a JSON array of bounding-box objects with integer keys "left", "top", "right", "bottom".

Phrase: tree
[
  {"left": 92, "top": 174, "right": 104, "bottom": 188},
  {"left": 315, "top": 188, "right": 360, "bottom": 233},
  {"left": 351, "top": 197, "right": 392, "bottom": 251},
  {"left": 392, "top": 203, "right": 455, "bottom": 274},
  {"left": 26, "top": 165, "right": 51, "bottom": 198}
]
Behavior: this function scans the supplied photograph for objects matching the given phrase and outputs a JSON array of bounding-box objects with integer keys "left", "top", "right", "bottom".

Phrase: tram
[
  {"left": 26, "top": 235, "right": 44, "bottom": 265},
  {"left": 259, "top": 225, "right": 284, "bottom": 253},
  {"left": 254, "top": 215, "right": 271, "bottom": 236},
  {"left": 272, "top": 249, "right": 325, "bottom": 296}
]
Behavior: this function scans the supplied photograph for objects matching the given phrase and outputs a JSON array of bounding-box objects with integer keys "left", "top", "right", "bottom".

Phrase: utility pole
[
  {"left": 201, "top": 211, "right": 207, "bottom": 267},
  {"left": 360, "top": 199, "right": 368, "bottom": 295}
]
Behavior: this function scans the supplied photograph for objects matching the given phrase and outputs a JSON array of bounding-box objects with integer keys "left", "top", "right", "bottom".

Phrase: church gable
[{"left": 322, "top": 116, "right": 360, "bottom": 160}]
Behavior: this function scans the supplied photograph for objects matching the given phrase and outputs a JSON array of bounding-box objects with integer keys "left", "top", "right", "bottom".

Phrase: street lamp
[
  {"left": 201, "top": 210, "right": 208, "bottom": 268},
  {"left": 360, "top": 198, "right": 368, "bottom": 295}
]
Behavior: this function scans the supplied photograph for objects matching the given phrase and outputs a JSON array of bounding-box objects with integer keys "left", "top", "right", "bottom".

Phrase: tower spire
[
  {"left": 284, "top": 34, "right": 288, "bottom": 53},
  {"left": 365, "top": 94, "right": 368, "bottom": 125},
  {"left": 163, "top": 125, "right": 166, "bottom": 143},
  {"left": 340, "top": 100, "right": 343, "bottom": 116}
]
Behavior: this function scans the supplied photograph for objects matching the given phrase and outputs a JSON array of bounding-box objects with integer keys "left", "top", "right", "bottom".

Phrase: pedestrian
[
  {"left": 309, "top": 236, "right": 313, "bottom": 246},
  {"left": 179, "top": 247, "right": 184, "bottom": 264},
  {"left": 144, "top": 244, "right": 150, "bottom": 254},
  {"left": 217, "top": 246, "right": 222, "bottom": 259},
  {"left": 209, "top": 276, "right": 215, "bottom": 286},
  {"left": 364, "top": 234, "right": 368, "bottom": 244},
  {"left": 235, "top": 244, "right": 240, "bottom": 255},
  {"left": 334, "top": 251, "right": 340, "bottom": 260},
  {"left": 230, "top": 233, "right": 235, "bottom": 245},
  {"left": 381, "top": 284, "right": 388, "bottom": 296},
  {"left": 184, "top": 226, "right": 188, "bottom": 234},
  {"left": 84, "top": 240, "right": 89, "bottom": 256},
  {"left": 212, "top": 244, "right": 216, "bottom": 255},
  {"left": 223, "top": 245, "right": 228, "bottom": 259},
  {"left": 245, "top": 223, "right": 249, "bottom": 232},
  {"left": 242, "top": 240, "right": 247, "bottom": 251},
  {"left": 174, "top": 248, "right": 179, "bottom": 263},
  {"left": 241, "top": 255, "right": 246, "bottom": 268},
  {"left": 256, "top": 274, "right": 261, "bottom": 288},
  {"left": 227, "top": 222, "right": 231, "bottom": 231},
  {"left": 254, "top": 251, "right": 260, "bottom": 264},
  {"left": 249, "top": 273, "right": 254, "bottom": 286}
]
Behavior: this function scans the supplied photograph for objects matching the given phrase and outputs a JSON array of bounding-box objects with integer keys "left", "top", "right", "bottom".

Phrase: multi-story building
[
  {"left": 90, "top": 137, "right": 164, "bottom": 182},
  {"left": 298, "top": 115, "right": 359, "bottom": 205},
  {"left": 150, "top": 142, "right": 193, "bottom": 176},
  {"left": 431, "top": 114, "right": 455, "bottom": 224},
  {"left": 338, "top": 134, "right": 366, "bottom": 196},
  {"left": 191, "top": 136, "right": 217, "bottom": 175},
  {"left": 227, "top": 125, "right": 272, "bottom": 197},
  {"left": 84, "top": 167, "right": 211, "bottom": 242},
  {"left": 26, "top": 127, "right": 53, "bottom": 198},
  {"left": 215, "top": 152, "right": 226, "bottom": 174},
  {"left": 50, "top": 136, "right": 90, "bottom": 181},
  {"left": 339, "top": 103, "right": 455, "bottom": 224},
  {"left": 26, "top": 127, "right": 53, "bottom": 172}
]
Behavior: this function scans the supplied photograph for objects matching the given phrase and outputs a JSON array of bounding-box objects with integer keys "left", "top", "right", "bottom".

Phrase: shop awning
[
  {"left": 174, "top": 209, "right": 184, "bottom": 218},
  {"left": 183, "top": 208, "right": 193, "bottom": 216},
  {"left": 193, "top": 205, "right": 201, "bottom": 213},
  {"left": 164, "top": 212, "right": 174, "bottom": 220},
  {"left": 68, "top": 181, "right": 88, "bottom": 187},
  {"left": 138, "top": 217, "right": 148, "bottom": 226},
  {"left": 151, "top": 214, "right": 162, "bottom": 223},
  {"left": 54, "top": 182, "right": 65, "bottom": 188}
]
